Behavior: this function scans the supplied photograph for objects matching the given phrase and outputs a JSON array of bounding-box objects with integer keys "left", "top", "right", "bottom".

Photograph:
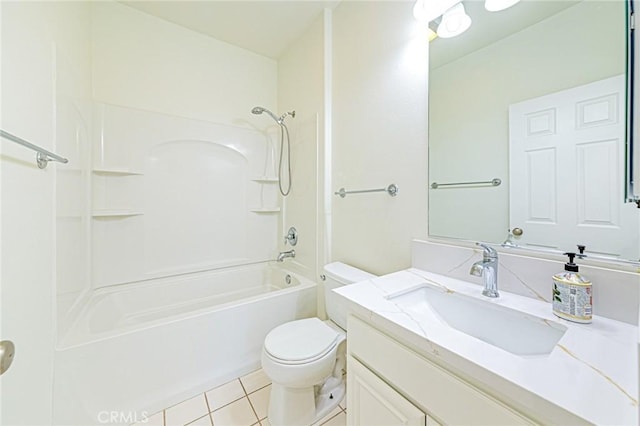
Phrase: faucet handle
[
  {"left": 284, "top": 226, "right": 298, "bottom": 246},
  {"left": 476, "top": 242, "right": 497, "bottom": 259}
]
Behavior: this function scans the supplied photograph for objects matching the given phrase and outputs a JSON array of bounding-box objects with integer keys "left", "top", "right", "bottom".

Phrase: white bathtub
[{"left": 53, "top": 263, "right": 317, "bottom": 426}]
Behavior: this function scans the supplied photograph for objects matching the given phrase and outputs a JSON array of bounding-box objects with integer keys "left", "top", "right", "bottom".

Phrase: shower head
[
  {"left": 251, "top": 106, "right": 281, "bottom": 124},
  {"left": 252, "top": 105, "right": 295, "bottom": 197},
  {"left": 251, "top": 106, "right": 295, "bottom": 125}
]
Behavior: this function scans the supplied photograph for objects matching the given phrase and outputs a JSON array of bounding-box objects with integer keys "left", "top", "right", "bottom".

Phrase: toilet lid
[{"left": 264, "top": 318, "right": 340, "bottom": 364}]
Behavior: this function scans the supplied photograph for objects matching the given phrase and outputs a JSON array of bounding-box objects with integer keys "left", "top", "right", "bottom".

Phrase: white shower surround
[
  {"left": 53, "top": 264, "right": 316, "bottom": 425},
  {"left": 90, "top": 103, "right": 282, "bottom": 287},
  {"left": 50, "top": 103, "right": 316, "bottom": 425}
]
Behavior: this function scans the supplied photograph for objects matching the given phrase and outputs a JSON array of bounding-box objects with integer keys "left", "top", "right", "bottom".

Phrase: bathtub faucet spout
[{"left": 276, "top": 250, "right": 295, "bottom": 262}]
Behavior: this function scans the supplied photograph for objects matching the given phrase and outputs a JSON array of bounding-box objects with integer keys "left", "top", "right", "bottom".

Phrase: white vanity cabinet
[
  {"left": 347, "top": 315, "right": 534, "bottom": 426},
  {"left": 347, "top": 355, "right": 426, "bottom": 425}
]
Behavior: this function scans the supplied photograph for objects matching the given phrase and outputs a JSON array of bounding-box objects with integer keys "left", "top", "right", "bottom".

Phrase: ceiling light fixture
[
  {"left": 437, "top": 3, "right": 472, "bottom": 39},
  {"left": 413, "top": 0, "right": 461, "bottom": 23},
  {"left": 484, "top": 0, "right": 521, "bottom": 12}
]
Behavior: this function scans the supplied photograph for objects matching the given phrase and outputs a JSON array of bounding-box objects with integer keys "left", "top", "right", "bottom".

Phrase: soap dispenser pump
[{"left": 552, "top": 252, "right": 592, "bottom": 323}]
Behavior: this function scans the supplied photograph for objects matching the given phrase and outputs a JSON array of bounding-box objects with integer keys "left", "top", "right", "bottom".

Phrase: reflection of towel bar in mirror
[
  {"left": 431, "top": 178, "right": 501, "bottom": 189},
  {"left": 335, "top": 183, "right": 398, "bottom": 198}
]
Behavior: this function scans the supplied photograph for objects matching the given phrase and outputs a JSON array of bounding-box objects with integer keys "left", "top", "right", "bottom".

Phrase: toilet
[{"left": 261, "top": 262, "right": 375, "bottom": 426}]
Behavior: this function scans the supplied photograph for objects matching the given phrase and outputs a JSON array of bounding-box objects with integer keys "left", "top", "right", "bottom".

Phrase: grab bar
[
  {"left": 0, "top": 129, "right": 69, "bottom": 169},
  {"left": 335, "top": 183, "right": 398, "bottom": 198},
  {"left": 431, "top": 178, "right": 501, "bottom": 189}
]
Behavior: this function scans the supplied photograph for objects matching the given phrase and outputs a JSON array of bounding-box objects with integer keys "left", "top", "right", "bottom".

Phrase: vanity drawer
[{"left": 348, "top": 315, "right": 534, "bottom": 425}]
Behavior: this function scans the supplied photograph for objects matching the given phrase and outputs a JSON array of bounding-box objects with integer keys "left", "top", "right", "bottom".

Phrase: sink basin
[{"left": 388, "top": 286, "right": 567, "bottom": 356}]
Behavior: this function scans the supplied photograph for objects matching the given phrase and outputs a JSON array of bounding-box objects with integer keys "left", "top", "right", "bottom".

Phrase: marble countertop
[{"left": 334, "top": 268, "right": 638, "bottom": 425}]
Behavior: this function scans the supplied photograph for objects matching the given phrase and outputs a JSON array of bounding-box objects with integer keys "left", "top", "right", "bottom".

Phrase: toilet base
[
  {"left": 314, "top": 379, "right": 345, "bottom": 422},
  {"left": 267, "top": 379, "right": 345, "bottom": 426}
]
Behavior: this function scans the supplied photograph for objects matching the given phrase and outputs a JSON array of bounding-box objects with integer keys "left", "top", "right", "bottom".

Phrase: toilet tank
[{"left": 323, "top": 262, "right": 376, "bottom": 330}]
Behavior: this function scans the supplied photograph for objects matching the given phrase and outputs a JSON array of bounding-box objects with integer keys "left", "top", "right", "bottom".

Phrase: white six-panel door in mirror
[{"left": 509, "top": 75, "right": 638, "bottom": 259}]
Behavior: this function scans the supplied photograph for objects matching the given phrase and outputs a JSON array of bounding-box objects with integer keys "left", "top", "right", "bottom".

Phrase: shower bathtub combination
[
  {"left": 52, "top": 104, "right": 315, "bottom": 425},
  {"left": 54, "top": 263, "right": 316, "bottom": 425}
]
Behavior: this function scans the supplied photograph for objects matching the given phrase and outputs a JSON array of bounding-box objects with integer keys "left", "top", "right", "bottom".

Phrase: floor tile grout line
[
  {"left": 203, "top": 391, "right": 211, "bottom": 412},
  {"left": 237, "top": 378, "right": 261, "bottom": 424},
  {"left": 206, "top": 379, "right": 248, "bottom": 414},
  {"left": 240, "top": 381, "right": 272, "bottom": 396},
  {"left": 247, "top": 382, "right": 271, "bottom": 396},
  {"left": 184, "top": 413, "right": 213, "bottom": 426},
  {"left": 202, "top": 392, "right": 214, "bottom": 426},
  {"left": 206, "top": 392, "right": 258, "bottom": 425},
  {"left": 245, "top": 390, "right": 262, "bottom": 423},
  {"left": 238, "top": 378, "right": 250, "bottom": 397},
  {"left": 208, "top": 395, "right": 247, "bottom": 414},
  {"left": 157, "top": 372, "right": 275, "bottom": 426},
  {"left": 319, "top": 410, "right": 343, "bottom": 426}
]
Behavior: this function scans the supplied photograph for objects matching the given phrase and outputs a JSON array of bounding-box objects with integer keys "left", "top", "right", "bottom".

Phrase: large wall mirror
[{"left": 428, "top": 0, "right": 639, "bottom": 261}]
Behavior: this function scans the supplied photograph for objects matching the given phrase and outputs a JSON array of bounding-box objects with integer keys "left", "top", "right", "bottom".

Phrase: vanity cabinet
[
  {"left": 347, "top": 355, "right": 426, "bottom": 425},
  {"left": 347, "top": 315, "right": 534, "bottom": 426}
]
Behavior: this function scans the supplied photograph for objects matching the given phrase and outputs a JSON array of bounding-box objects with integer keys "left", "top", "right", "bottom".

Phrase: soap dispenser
[{"left": 552, "top": 253, "right": 592, "bottom": 323}]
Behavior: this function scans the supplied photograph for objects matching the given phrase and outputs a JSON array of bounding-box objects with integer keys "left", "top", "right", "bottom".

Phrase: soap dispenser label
[{"left": 552, "top": 279, "right": 592, "bottom": 323}]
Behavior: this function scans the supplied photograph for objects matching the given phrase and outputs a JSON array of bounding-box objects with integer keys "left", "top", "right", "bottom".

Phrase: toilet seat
[{"left": 264, "top": 318, "right": 340, "bottom": 365}]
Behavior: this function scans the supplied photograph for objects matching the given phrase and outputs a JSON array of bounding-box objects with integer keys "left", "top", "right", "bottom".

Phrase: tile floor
[{"left": 133, "top": 369, "right": 347, "bottom": 426}]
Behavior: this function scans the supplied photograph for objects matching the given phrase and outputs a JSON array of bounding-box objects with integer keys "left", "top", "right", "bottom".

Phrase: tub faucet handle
[{"left": 284, "top": 227, "right": 298, "bottom": 246}]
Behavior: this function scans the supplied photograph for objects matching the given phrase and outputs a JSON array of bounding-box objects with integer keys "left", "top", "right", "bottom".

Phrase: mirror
[{"left": 428, "top": 0, "right": 639, "bottom": 261}]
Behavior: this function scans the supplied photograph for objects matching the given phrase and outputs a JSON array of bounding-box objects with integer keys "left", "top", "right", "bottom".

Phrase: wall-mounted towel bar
[
  {"left": 335, "top": 183, "right": 398, "bottom": 198},
  {"left": 430, "top": 178, "right": 501, "bottom": 189},
  {"left": 0, "top": 129, "right": 69, "bottom": 169}
]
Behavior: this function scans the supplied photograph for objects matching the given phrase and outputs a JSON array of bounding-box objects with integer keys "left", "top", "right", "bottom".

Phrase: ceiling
[
  {"left": 121, "top": 0, "right": 580, "bottom": 64},
  {"left": 429, "top": 0, "right": 580, "bottom": 69},
  {"left": 120, "top": 1, "right": 338, "bottom": 59}
]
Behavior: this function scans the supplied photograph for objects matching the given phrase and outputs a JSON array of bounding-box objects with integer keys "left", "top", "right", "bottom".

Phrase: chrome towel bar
[
  {"left": 335, "top": 183, "right": 398, "bottom": 198},
  {"left": 431, "top": 178, "right": 501, "bottom": 189},
  {"left": 0, "top": 129, "right": 69, "bottom": 169}
]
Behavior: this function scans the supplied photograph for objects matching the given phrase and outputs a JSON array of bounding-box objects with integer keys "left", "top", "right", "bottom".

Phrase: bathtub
[{"left": 53, "top": 263, "right": 317, "bottom": 426}]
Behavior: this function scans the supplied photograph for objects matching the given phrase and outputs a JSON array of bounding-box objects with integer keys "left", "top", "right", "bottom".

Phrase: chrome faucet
[
  {"left": 469, "top": 243, "right": 499, "bottom": 298},
  {"left": 276, "top": 249, "right": 295, "bottom": 262}
]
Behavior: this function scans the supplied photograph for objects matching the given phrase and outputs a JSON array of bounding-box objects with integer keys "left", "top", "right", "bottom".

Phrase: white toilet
[{"left": 261, "top": 262, "right": 375, "bottom": 426}]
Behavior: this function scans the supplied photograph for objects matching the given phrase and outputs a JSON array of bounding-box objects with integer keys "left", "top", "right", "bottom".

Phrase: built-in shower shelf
[
  {"left": 92, "top": 210, "right": 144, "bottom": 218},
  {"left": 92, "top": 168, "right": 143, "bottom": 176},
  {"left": 252, "top": 176, "right": 279, "bottom": 183},
  {"left": 250, "top": 208, "right": 281, "bottom": 214}
]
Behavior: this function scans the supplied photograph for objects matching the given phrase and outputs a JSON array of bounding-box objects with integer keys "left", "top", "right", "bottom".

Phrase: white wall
[
  {"left": 0, "top": 1, "right": 92, "bottom": 424},
  {"left": 92, "top": 2, "right": 277, "bottom": 127},
  {"left": 331, "top": 1, "right": 429, "bottom": 275},
  {"left": 278, "top": 13, "right": 325, "bottom": 282},
  {"left": 90, "top": 104, "right": 281, "bottom": 287},
  {"left": 429, "top": 1, "right": 625, "bottom": 243},
  {"left": 89, "top": 2, "right": 282, "bottom": 288}
]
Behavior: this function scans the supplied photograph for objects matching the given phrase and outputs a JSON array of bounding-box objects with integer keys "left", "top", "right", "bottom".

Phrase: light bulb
[
  {"left": 485, "top": 0, "right": 520, "bottom": 12},
  {"left": 413, "top": 0, "right": 430, "bottom": 22},
  {"left": 437, "top": 3, "right": 471, "bottom": 38},
  {"left": 413, "top": 0, "right": 463, "bottom": 23}
]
